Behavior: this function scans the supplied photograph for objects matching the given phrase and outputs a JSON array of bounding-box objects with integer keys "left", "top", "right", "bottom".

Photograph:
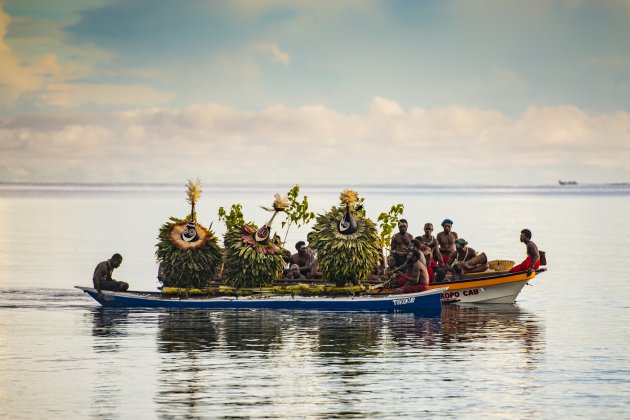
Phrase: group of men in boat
[
  {"left": 387, "top": 219, "right": 541, "bottom": 293},
  {"left": 93, "top": 223, "right": 541, "bottom": 295},
  {"left": 386, "top": 218, "right": 486, "bottom": 293},
  {"left": 278, "top": 218, "right": 541, "bottom": 293}
]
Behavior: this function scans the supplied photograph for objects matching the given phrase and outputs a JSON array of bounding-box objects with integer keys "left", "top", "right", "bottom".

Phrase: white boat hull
[{"left": 439, "top": 279, "right": 529, "bottom": 304}]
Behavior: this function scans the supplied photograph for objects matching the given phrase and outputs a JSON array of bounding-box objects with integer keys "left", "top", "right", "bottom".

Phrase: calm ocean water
[{"left": 1, "top": 183, "right": 629, "bottom": 419}]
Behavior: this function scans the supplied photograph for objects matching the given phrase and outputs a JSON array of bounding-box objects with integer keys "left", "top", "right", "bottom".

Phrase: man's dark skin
[
  {"left": 390, "top": 220, "right": 414, "bottom": 267},
  {"left": 289, "top": 241, "right": 312, "bottom": 276},
  {"left": 436, "top": 221, "right": 458, "bottom": 256},
  {"left": 93, "top": 254, "right": 127, "bottom": 300},
  {"left": 416, "top": 222, "right": 445, "bottom": 268},
  {"left": 520, "top": 231, "right": 540, "bottom": 276},
  {"left": 446, "top": 239, "right": 488, "bottom": 280},
  {"left": 393, "top": 250, "right": 429, "bottom": 291},
  {"left": 447, "top": 241, "right": 477, "bottom": 270}
]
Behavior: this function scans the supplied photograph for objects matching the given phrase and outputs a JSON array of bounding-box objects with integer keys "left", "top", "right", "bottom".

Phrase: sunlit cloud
[
  {"left": 0, "top": 6, "right": 61, "bottom": 104},
  {"left": 1, "top": 98, "right": 627, "bottom": 184},
  {"left": 0, "top": 4, "right": 173, "bottom": 110},
  {"left": 252, "top": 42, "right": 290, "bottom": 66}
]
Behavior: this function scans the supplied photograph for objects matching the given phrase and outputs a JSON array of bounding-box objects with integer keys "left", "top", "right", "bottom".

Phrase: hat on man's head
[
  {"left": 455, "top": 238, "right": 468, "bottom": 246},
  {"left": 442, "top": 219, "right": 453, "bottom": 226}
]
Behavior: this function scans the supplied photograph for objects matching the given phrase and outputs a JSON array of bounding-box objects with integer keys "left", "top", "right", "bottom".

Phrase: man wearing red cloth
[
  {"left": 436, "top": 219, "right": 458, "bottom": 265},
  {"left": 393, "top": 249, "right": 429, "bottom": 293},
  {"left": 509, "top": 229, "right": 540, "bottom": 276}
]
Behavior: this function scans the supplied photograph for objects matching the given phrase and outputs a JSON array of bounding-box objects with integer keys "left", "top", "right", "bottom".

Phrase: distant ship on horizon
[{"left": 558, "top": 180, "right": 578, "bottom": 185}]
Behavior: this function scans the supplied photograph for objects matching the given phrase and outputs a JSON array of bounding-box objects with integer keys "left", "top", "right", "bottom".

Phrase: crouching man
[{"left": 93, "top": 253, "right": 129, "bottom": 300}]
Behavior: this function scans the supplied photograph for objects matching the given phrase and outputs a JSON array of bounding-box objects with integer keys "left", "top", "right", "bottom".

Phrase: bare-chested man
[
  {"left": 390, "top": 219, "right": 414, "bottom": 268},
  {"left": 446, "top": 238, "right": 488, "bottom": 279},
  {"left": 93, "top": 253, "right": 128, "bottom": 300},
  {"left": 394, "top": 249, "right": 429, "bottom": 293},
  {"left": 416, "top": 222, "right": 445, "bottom": 269},
  {"left": 396, "top": 239, "right": 427, "bottom": 269},
  {"left": 289, "top": 241, "right": 312, "bottom": 277},
  {"left": 436, "top": 219, "right": 458, "bottom": 265},
  {"left": 509, "top": 229, "right": 540, "bottom": 276}
]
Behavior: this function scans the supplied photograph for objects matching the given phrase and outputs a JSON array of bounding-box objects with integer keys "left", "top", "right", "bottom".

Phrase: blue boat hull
[{"left": 75, "top": 286, "right": 445, "bottom": 313}]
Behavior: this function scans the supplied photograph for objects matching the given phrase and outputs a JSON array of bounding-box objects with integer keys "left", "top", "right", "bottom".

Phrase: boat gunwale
[
  {"left": 74, "top": 286, "right": 448, "bottom": 303},
  {"left": 429, "top": 267, "right": 546, "bottom": 288}
]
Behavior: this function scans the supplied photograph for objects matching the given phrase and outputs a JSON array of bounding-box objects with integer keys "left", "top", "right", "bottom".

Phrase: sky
[{"left": 0, "top": 0, "right": 629, "bottom": 185}]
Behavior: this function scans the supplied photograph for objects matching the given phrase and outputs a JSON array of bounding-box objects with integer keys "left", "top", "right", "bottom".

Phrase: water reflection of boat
[{"left": 439, "top": 304, "right": 544, "bottom": 354}]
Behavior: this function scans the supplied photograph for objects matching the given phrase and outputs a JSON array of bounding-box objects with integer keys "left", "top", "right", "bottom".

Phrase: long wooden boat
[
  {"left": 373, "top": 268, "right": 546, "bottom": 304},
  {"left": 75, "top": 286, "right": 447, "bottom": 313}
]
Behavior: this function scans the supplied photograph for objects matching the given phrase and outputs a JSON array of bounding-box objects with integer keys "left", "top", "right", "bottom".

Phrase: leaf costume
[
  {"left": 310, "top": 190, "right": 381, "bottom": 286},
  {"left": 222, "top": 194, "right": 287, "bottom": 288},
  {"left": 155, "top": 179, "right": 223, "bottom": 288}
]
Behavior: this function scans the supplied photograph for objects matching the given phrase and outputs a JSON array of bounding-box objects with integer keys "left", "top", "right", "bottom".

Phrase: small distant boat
[
  {"left": 558, "top": 180, "right": 578, "bottom": 185},
  {"left": 75, "top": 286, "right": 446, "bottom": 313}
]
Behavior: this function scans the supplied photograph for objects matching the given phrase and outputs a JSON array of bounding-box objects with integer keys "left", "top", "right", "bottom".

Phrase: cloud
[
  {"left": 0, "top": 4, "right": 173, "bottom": 110},
  {"left": 0, "top": 6, "right": 61, "bottom": 103},
  {"left": 1, "top": 98, "right": 628, "bottom": 184},
  {"left": 252, "top": 42, "right": 290, "bottom": 66},
  {"left": 40, "top": 83, "right": 174, "bottom": 108}
]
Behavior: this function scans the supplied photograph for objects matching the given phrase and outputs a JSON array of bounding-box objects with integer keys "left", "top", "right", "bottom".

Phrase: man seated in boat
[
  {"left": 446, "top": 239, "right": 488, "bottom": 279},
  {"left": 305, "top": 232, "right": 322, "bottom": 279},
  {"left": 436, "top": 219, "right": 458, "bottom": 265},
  {"left": 289, "top": 241, "right": 313, "bottom": 278},
  {"left": 415, "top": 224, "right": 445, "bottom": 281},
  {"left": 416, "top": 223, "right": 446, "bottom": 268},
  {"left": 392, "top": 249, "right": 429, "bottom": 293},
  {"left": 93, "top": 253, "right": 129, "bottom": 299},
  {"left": 408, "top": 239, "right": 427, "bottom": 264},
  {"left": 388, "top": 239, "right": 426, "bottom": 278},
  {"left": 390, "top": 219, "right": 414, "bottom": 268},
  {"left": 509, "top": 229, "right": 540, "bottom": 275},
  {"left": 286, "top": 264, "right": 306, "bottom": 280}
]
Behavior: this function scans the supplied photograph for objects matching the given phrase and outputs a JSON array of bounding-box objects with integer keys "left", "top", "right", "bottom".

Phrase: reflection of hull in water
[
  {"left": 75, "top": 286, "right": 446, "bottom": 313},
  {"left": 439, "top": 303, "right": 544, "bottom": 352}
]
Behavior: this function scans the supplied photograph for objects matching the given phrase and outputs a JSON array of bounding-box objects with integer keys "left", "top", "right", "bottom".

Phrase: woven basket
[{"left": 488, "top": 259, "right": 515, "bottom": 271}]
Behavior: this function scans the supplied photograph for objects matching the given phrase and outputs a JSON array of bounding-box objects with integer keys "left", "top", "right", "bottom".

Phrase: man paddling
[
  {"left": 93, "top": 253, "right": 129, "bottom": 299},
  {"left": 509, "top": 229, "right": 540, "bottom": 276}
]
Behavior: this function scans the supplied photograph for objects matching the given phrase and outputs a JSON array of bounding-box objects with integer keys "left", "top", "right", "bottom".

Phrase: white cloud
[
  {"left": 368, "top": 96, "right": 404, "bottom": 116},
  {"left": 252, "top": 42, "right": 290, "bottom": 66},
  {"left": 1, "top": 98, "right": 628, "bottom": 184}
]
